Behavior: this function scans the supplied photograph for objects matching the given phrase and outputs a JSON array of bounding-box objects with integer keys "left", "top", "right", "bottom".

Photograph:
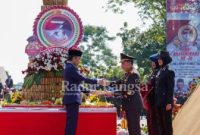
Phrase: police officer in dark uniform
[
  {"left": 63, "top": 48, "right": 103, "bottom": 135},
  {"left": 110, "top": 53, "right": 143, "bottom": 135},
  {"left": 154, "top": 51, "right": 175, "bottom": 135}
]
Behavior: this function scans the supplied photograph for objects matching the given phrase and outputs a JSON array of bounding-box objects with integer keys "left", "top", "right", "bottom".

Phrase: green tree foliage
[
  {"left": 106, "top": 0, "right": 166, "bottom": 24},
  {"left": 80, "top": 25, "right": 121, "bottom": 78},
  {"left": 80, "top": 25, "right": 117, "bottom": 68},
  {"left": 106, "top": 0, "right": 166, "bottom": 79},
  {"left": 118, "top": 22, "right": 165, "bottom": 76}
]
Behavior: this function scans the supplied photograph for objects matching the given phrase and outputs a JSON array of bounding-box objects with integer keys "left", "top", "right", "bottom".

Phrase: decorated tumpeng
[
  {"left": 43, "top": 0, "right": 68, "bottom": 5},
  {"left": 22, "top": 0, "right": 83, "bottom": 104}
]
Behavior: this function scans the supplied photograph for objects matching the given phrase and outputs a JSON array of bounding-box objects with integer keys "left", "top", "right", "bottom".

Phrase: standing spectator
[
  {"left": 155, "top": 51, "right": 175, "bottom": 135},
  {"left": 5, "top": 75, "right": 13, "bottom": 89},
  {"left": 0, "top": 79, "right": 4, "bottom": 99},
  {"left": 143, "top": 53, "right": 159, "bottom": 135}
]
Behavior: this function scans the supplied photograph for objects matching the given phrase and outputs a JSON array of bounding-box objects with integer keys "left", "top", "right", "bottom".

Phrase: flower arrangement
[
  {"left": 54, "top": 98, "right": 63, "bottom": 105},
  {"left": 11, "top": 91, "right": 23, "bottom": 104},
  {"left": 22, "top": 48, "right": 68, "bottom": 76},
  {"left": 81, "top": 92, "right": 113, "bottom": 107}
]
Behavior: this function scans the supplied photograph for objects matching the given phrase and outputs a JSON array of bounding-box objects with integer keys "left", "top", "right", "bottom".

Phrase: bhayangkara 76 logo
[{"left": 34, "top": 6, "right": 83, "bottom": 49}]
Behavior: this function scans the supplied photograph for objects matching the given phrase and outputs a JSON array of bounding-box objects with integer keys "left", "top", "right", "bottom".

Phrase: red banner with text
[{"left": 167, "top": 0, "right": 200, "bottom": 93}]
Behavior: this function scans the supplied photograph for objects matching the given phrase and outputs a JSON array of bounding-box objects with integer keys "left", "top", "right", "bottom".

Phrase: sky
[{"left": 0, "top": 0, "right": 144, "bottom": 83}]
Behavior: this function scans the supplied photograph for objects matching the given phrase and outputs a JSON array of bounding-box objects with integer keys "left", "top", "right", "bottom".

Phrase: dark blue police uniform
[{"left": 63, "top": 49, "right": 98, "bottom": 135}]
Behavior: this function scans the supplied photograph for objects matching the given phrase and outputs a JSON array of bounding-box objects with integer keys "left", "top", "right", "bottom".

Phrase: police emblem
[
  {"left": 34, "top": 6, "right": 83, "bottom": 49},
  {"left": 178, "top": 24, "right": 197, "bottom": 43}
]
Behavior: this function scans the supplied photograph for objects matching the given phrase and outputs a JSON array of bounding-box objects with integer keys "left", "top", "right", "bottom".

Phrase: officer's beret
[
  {"left": 68, "top": 48, "right": 83, "bottom": 57},
  {"left": 149, "top": 53, "right": 159, "bottom": 62}
]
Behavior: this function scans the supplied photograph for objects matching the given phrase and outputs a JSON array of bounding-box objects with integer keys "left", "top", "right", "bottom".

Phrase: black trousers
[
  {"left": 123, "top": 98, "right": 142, "bottom": 135},
  {"left": 65, "top": 104, "right": 80, "bottom": 135},
  {"left": 155, "top": 107, "right": 173, "bottom": 135},
  {"left": 147, "top": 106, "right": 159, "bottom": 135}
]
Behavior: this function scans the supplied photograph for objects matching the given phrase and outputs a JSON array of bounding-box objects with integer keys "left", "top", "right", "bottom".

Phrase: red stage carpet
[{"left": 0, "top": 107, "right": 116, "bottom": 135}]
